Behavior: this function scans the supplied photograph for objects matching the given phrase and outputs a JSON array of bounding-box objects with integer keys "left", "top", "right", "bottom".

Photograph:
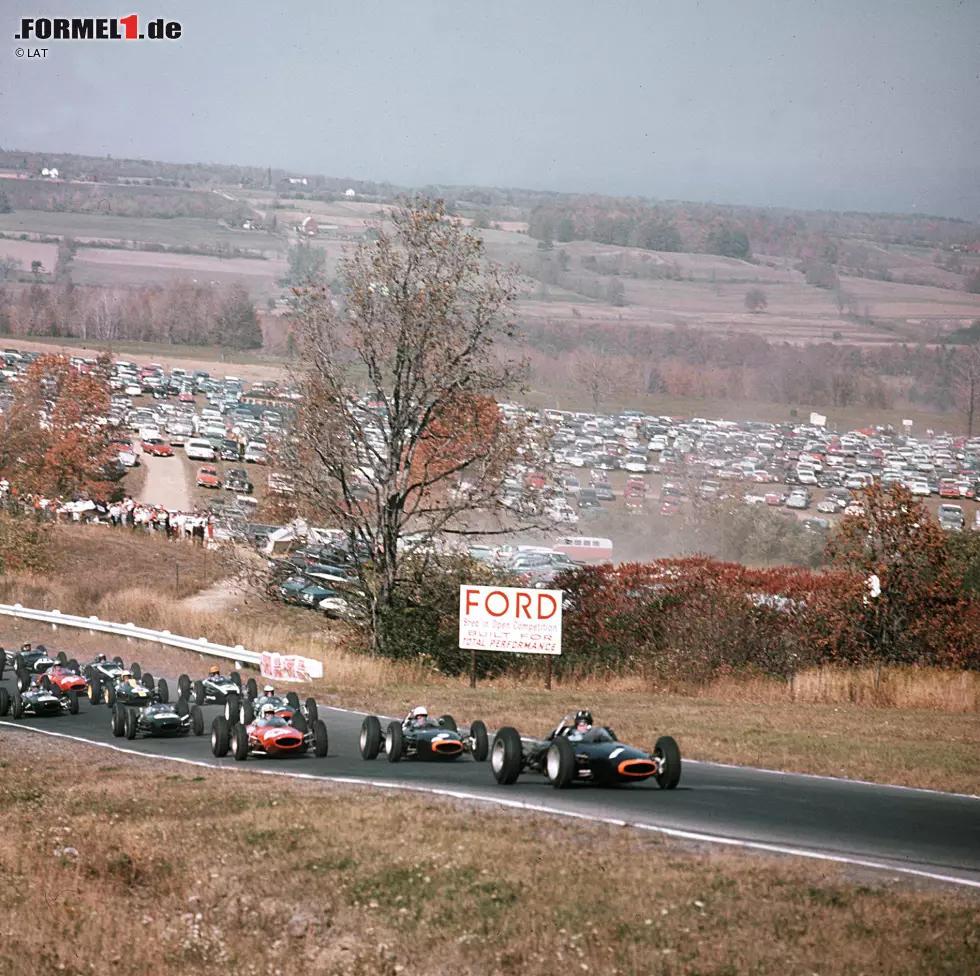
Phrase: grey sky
[{"left": 3, "top": 0, "right": 979, "bottom": 217}]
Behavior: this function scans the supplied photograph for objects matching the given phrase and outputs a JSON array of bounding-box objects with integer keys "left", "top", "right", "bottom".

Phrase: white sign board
[
  {"left": 902, "top": 419, "right": 913, "bottom": 428},
  {"left": 809, "top": 412, "right": 827, "bottom": 426},
  {"left": 458, "top": 585, "right": 562, "bottom": 655}
]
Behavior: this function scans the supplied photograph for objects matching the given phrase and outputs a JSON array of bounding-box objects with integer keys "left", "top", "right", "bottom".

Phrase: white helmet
[
  {"left": 260, "top": 704, "right": 275, "bottom": 718},
  {"left": 412, "top": 706, "right": 428, "bottom": 719},
  {"left": 263, "top": 685, "right": 274, "bottom": 695}
]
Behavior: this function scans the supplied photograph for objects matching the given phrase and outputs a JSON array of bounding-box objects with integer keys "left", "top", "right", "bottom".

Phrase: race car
[
  {"left": 0, "top": 677, "right": 80, "bottom": 719},
  {"left": 97, "top": 670, "right": 168, "bottom": 707},
  {"left": 210, "top": 707, "right": 328, "bottom": 761},
  {"left": 38, "top": 664, "right": 88, "bottom": 697},
  {"left": 111, "top": 699, "right": 204, "bottom": 739},
  {"left": 177, "top": 668, "right": 244, "bottom": 714},
  {"left": 8, "top": 644, "right": 59, "bottom": 686},
  {"left": 489, "top": 711, "right": 682, "bottom": 790},
  {"left": 233, "top": 685, "right": 320, "bottom": 729},
  {"left": 82, "top": 655, "right": 144, "bottom": 700},
  {"left": 359, "top": 707, "right": 489, "bottom": 763}
]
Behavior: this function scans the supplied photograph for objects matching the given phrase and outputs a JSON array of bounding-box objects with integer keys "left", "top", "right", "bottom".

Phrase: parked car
[
  {"left": 224, "top": 467, "right": 253, "bottom": 493},
  {"left": 197, "top": 465, "right": 221, "bottom": 488},
  {"left": 140, "top": 436, "right": 173, "bottom": 457},
  {"left": 185, "top": 438, "right": 216, "bottom": 461}
]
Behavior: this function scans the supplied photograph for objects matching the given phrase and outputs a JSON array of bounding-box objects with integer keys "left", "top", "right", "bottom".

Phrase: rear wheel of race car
[
  {"left": 131, "top": 662, "right": 142, "bottom": 681},
  {"left": 103, "top": 683, "right": 116, "bottom": 706},
  {"left": 313, "top": 719, "right": 329, "bottom": 757},
  {"left": 11, "top": 690, "right": 23, "bottom": 720},
  {"left": 231, "top": 724, "right": 249, "bottom": 761},
  {"left": 16, "top": 669, "right": 29, "bottom": 693},
  {"left": 224, "top": 692, "right": 240, "bottom": 724},
  {"left": 177, "top": 674, "right": 191, "bottom": 701},
  {"left": 470, "top": 720, "right": 489, "bottom": 762},
  {"left": 0, "top": 654, "right": 5, "bottom": 680},
  {"left": 241, "top": 699, "right": 254, "bottom": 727},
  {"left": 546, "top": 737, "right": 576, "bottom": 790},
  {"left": 175, "top": 698, "right": 189, "bottom": 717},
  {"left": 88, "top": 677, "right": 101, "bottom": 705},
  {"left": 291, "top": 710, "right": 308, "bottom": 734},
  {"left": 194, "top": 680, "right": 205, "bottom": 707},
  {"left": 286, "top": 691, "right": 300, "bottom": 710},
  {"left": 67, "top": 658, "right": 78, "bottom": 673},
  {"left": 156, "top": 678, "right": 169, "bottom": 704},
  {"left": 191, "top": 705, "right": 204, "bottom": 736},
  {"left": 12, "top": 653, "right": 23, "bottom": 674},
  {"left": 66, "top": 690, "right": 79, "bottom": 715},
  {"left": 359, "top": 715, "right": 382, "bottom": 760},
  {"left": 245, "top": 677, "right": 257, "bottom": 701},
  {"left": 490, "top": 727, "right": 523, "bottom": 785},
  {"left": 653, "top": 736, "right": 682, "bottom": 790},
  {"left": 0, "top": 687, "right": 9, "bottom": 717},
  {"left": 230, "top": 671, "right": 241, "bottom": 690},
  {"left": 385, "top": 721, "right": 403, "bottom": 763},
  {"left": 211, "top": 716, "right": 230, "bottom": 757},
  {"left": 112, "top": 656, "right": 123, "bottom": 666},
  {"left": 305, "top": 698, "right": 319, "bottom": 725},
  {"left": 142, "top": 672, "right": 155, "bottom": 692},
  {"left": 111, "top": 703, "right": 125, "bottom": 737},
  {"left": 124, "top": 708, "right": 137, "bottom": 740},
  {"left": 56, "top": 651, "right": 67, "bottom": 665},
  {"left": 438, "top": 714, "right": 458, "bottom": 732},
  {"left": 40, "top": 673, "right": 53, "bottom": 692}
]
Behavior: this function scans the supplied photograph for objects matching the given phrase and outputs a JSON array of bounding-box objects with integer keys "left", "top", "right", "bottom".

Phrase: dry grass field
[
  {"left": 1, "top": 736, "right": 977, "bottom": 976},
  {"left": 0, "top": 238, "right": 59, "bottom": 270}
]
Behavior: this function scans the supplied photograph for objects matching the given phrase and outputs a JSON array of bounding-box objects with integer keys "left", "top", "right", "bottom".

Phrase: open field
[
  {"left": 2, "top": 736, "right": 976, "bottom": 976},
  {"left": 0, "top": 238, "right": 59, "bottom": 271}
]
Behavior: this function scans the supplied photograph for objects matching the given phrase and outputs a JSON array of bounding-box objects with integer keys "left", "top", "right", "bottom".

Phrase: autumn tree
[
  {"left": 215, "top": 282, "right": 263, "bottom": 350},
  {"left": 568, "top": 347, "right": 615, "bottom": 413},
  {"left": 953, "top": 342, "right": 980, "bottom": 436},
  {"left": 292, "top": 198, "right": 541, "bottom": 654},
  {"left": 744, "top": 288, "right": 768, "bottom": 313}
]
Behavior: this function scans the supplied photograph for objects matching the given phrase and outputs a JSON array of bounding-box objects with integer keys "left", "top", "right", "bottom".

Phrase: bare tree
[
  {"left": 291, "top": 198, "right": 543, "bottom": 654},
  {"left": 568, "top": 346, "right": 615, "bottom": 413},
  {"left": 954, "top": 343, "right": 980, "bottom": 437}
]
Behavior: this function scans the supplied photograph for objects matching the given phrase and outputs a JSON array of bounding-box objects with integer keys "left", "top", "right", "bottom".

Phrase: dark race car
[
  {"left": 99, "top": 670, "right": 168, "bottom": 708},
  {"left": 111, "top": 699, "right": 204, "bottom": 739},
  {"left": 359, "top": 708, "right": 489, "bottom": 763},
  {"left": 177, "top": 669, "right": 244, "bottom": 712},
  {"left": 210, "top": 710, "right": 328, "bottom": 761},
  {"left": 0, "top": 677, "right": 80, "bottom": 719},
  {"left": 9, "top": 645, "right": 59, "bottom": 688},
  {"left": 83, "top": 656, "right": 145, "bottom": 703},
  {"left": 489, "top": 712, "right": 682, "bottom": 790}
]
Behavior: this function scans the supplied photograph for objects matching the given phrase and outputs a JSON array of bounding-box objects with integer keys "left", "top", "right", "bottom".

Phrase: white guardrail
[{"left": 0, "top": 603, "right": 324, "bottom": 682}]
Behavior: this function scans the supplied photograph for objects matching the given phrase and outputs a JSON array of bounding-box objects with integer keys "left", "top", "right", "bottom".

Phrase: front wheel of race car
[
  {"left": 156, "top": 678, "right": 169, "bottom": 704},
  {"left": 438, "top": 714, "right": 457, "bottom": 732},
  {"left": 385, "top": 721, "right": 403, "bottom": 763},
  {"left": 194, "top": 680, "right": 205, "bottom": 707},
  {"left": 16, "top": 669, "right": 29, "bottom": 693},
  {"left": 241, "top": 698, "right": 254, "bottom": 727},
  {"left": 131, "top": 662, "right": 142, "bottom": 681},
  {"left": 305, "top": 697, "right": 319, "bottom": 725},
  {"left": 124, "top": 708, "right": 138, "bottom": 740},
  {"left": 313, "top": 719, "right": 329, "bottom": 758},
  {"left": 469, "top": 720, "right": 489, "bottom": 762},
  {"left": 546, "top": 737, "right": 576, "bottom": 789},
  {"left": 191, "top": 704, "right": 204, "bottom": 736},
  {"left": 286, "top": 691, "right": 300, "bottom": 710},
  {"left": 141, "top": 672, "right": 155, "bottom": 692},
  {"left": 359, "top": 715, "right": 382, "bottom": 760},
  {"left": 177, "top": 674, "right": 191, "bottom": 701},
  {"left": 291, "top": 710, "right": 308, "bottom": 734},
  {"left": 88, "top": 678, "right": 101, "bottom": 705},
  {"left": 231, "top": 723, "right": 249, "bottom": 761},
  {"left": 653, "top": 736, "right": 682, "bottom": 790},
  {"left": 56, "top": 651, "right": 67, "bottom": 665},
  {"left": 67, "top": 658, "right": 78, "bottom": 673},
  {"left": 211, "top": 716, "right": 230, "bottom": 757},
  {"left": 224, "top": 692, "right": 240, "bottom": 724},
  {"left": 491, "top": 727, "right": 523, "bottom": 785},
  {"left": 245, "top": 678, "right": 258, "bottom": 701},
  {"left": 0, "top": 686, "right": 9, "bottom": 717},
  {"left": 103, "top": 684, "right": 116, "bottom": 707},
  {"left": 111, "top": 703, "right": 125, "bottom": 737},
  {"left": 11, "top": 690, "right": 23, "bottom": 720},
  {"left": 230, "top": 671, "right": 242, "bottom": 690},
  {"left": 66, "top": 690, "right": 79, "bottom": 715}
]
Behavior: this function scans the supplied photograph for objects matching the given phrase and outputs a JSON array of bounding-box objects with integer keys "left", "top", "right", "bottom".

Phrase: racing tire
[
  {"left": 131, "top": 662, "right": 142, "bottom": 681},
  {"left": 40, "top": 673, "right": 53, "bottom": 692},
  {"left": 67, "top": 659, "right": 78, "bottom": 673},
  {"left": 112, "top": 656, "right": 123, "bottom": 666},
  {"left": 0, "top": 687, "right": 9, "bottom": 717},
  {"left": 56, "top": 651, "right": 68, "bottom": 665},
  {"left": 0, "top": 654, "right": 4, "bottom": 680},
  {"left": 66, "top": 690, "right": 79, "bottom": 715},
  {"left": 191, "top": 705, "right": 204, "bottom": 736},
  {"left": 490, "top": 727, "right": 523, "bottom": 785},
  {"left": 291, "top": 711, "right": 308, "bottom": 734},
  {"left": 286, "top": 691, "right": 300, "bottom": 710},
  {"left": 231, "top": 723, "right": 249, "bottom": 761},
  {"left": 230, "top": 671, "right": 241, "bottom": 689},
  {"left": 245, "top": 678, "right": 258, "bottom": 701},
  {"left": 16, "top": 669, "right": 29, "bottom": 693},
  {"left": 156, "top": 678, "right": 169, "bottom": 704},
  {"left": 194, "top": 680, "right": 205, "bottom": 707},
  {"left": 313, "top": 719, "right": 329, "bottom": 758},
  {"left": 177, "top": 674, "right": 191, "bottom": 701},
  {"left": 12, "top": 653, "right": 23, "bottom": 674},
  {"left": 124, "top": 707, "right": 138, "bottom": 740},
  {"left": 142, "top": 672, "right": 155, "bottom": 692},
  {"left": 103, "top": 683, "right": 116, "bottom": 707},
  {"left": 470, "top": 720, "right": 489, "bottom": 762},
  {"left": 241, "top": 699, "right": 254, "bottom": 727},
  {"left": 359, "top": 715, "right": 382, "bottom": 760},
  {"left": 224, "top": 692, "right": 240, "bottom": 725},
  {"left": 111, "top": 703, "right": 125, "bottom": 737},
  {"left": 211, "top": 716, "right": 230, "bottom": 757},
  {"left": 654, "top": 736, "right": 682, "bottom": 790},
  {"left": 175, "top": 698, "right": 189, "bottom": 717},
  {"left": 546, "top": 737, "right": 576, "bottom": 790},
  {"left": 305, "top": 697, "right": 318, "bottom": 725},
  {"left": 438, "top": 714, "right": 458, "bottom": 732},
  {"left": 11, "top": 690, "right": 23, "bottom": 720},
  {"left": 88, "top": 677, "right": 101, "bottom": 704},
  {"left": 385, "top": 721, "right": 403, "bottom": 763}
]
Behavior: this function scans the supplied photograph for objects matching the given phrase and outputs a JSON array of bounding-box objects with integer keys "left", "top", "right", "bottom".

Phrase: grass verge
[{"left": 0, "top": 734, "right": 977, "bottom": 976}]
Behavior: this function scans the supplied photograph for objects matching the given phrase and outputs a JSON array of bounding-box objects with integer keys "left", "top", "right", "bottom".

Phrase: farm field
[{"left": 0, "top": 238, "right": 59, "bottom": 270}]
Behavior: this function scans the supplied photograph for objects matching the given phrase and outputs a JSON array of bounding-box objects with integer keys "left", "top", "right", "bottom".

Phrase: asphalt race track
[{"left": 2, "top": 668, "right": 979, "bottom": 889}]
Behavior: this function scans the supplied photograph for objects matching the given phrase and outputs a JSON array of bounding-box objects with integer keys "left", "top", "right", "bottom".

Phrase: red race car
[
  {"left": 141, "top": 437, "right": 174, "bottom": 457},
  {"left": 41, "top": 665, "right": 87, "bottom": 695},
  {"left": 210, "top": 709, "right": 328, "bottom": 761},
  {"left": 197, "top": 465, "right": 221, "bottom": 488}
]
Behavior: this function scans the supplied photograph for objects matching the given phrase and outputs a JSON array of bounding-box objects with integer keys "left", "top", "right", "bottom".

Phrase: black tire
[
  {"left": 191, "top": 705, "right": 204, "bottom": 736},
  {"left": 12, "top": 653, "right": 23, "bottom": 674},
  {"left": 124, "top": 707, "right": 137, "bottom": 740},
  {"left": 359, "top": 715, "right": 382, "bottom": 760},
  {"left": 286, "top": 691, "right": 300, "bottom": 710},
  {"left": 175, "top": 698, "right": 189, "bottom": 717},
  {"left": 224, "top": 692, "right": 240, "bottom": 724},
  {"left": 56, "top": 651, "right": 68, "bottom": 665},
  {"left": 88, "top": 677, "right": 101, "bottom": 704},
  {"left": 0, "top": 687, "right": 9, "bottom": 717},
  {"left": 178, "top": 674, "right": 191, "bottom": 701},
  {"left": 438, "top": 713, "right": 458, "bottom": 732},
  {"left": 16, "top": 669, "right": 29, "bottom": 693},
  {"left": 470, "top": 720, "right": 489, "bottom": 762},
  {"left": 141, "top": 672, "right": 154, "bottom": 692},
  {"left": 0, "top": 654, "right": 6, "bottom": 680},
  {"left": 245, "top": 678, "right": 258, "bottom": 701},
  {"left": 232, "top": 723, "right": 249, "bottom": 761},
  {"left": 112, "top": 656, "right": 123, "bottom": 666},
  {"left": 211, "top": 716, "right": 230, "bottom": 757},
  {"left": 103, "top": 683, "right": 116, "bottom": 707},
  {"left": 305, "top": 697, "right": 318, "bottom": 725},
  {"left": 131, "top": 662, "right": 142, "bottom": 681},
  {"left": 313, "top": 719, "right": 329, "bottom": 758},
  {"left": 66, "top": 689, "right": 79, "bottom": 715},
  {"left": 111, "top": 703, "right": 125, "bottom": 737},
  {"left": 490, "top": 727, "right": 523, "bottom": 785},
  {"left": 156, "top": 678, "right": 169, "bottom": 704},
  {"left": 230, "top": 671, "right": 241, "bottom": 689},
  {"left": 654, "top": 735, "right": 682, "bottom": 790},
  {"left": 385, "top": 721, "right": 403, "bottom": 763},
  {"left": 291, "top": 710, "right": 308, "bottom": 734},
  {"left": 67, "top": 658, "right": 78, "bottom": 673},
  {"left": 40, "top": 673, "right": 53, "bottom": 692},
  {"left": 194, "top": 680, "right": 205, "bottom": 707},
  {"left": 241, "top": 698, "right": 254, "bottom": 727},
  {"left": 546, "top": 736, "right": 576, "bottom": 789},
  {"left": 11, "top": 690, "right": 23, "bottom": 720}
]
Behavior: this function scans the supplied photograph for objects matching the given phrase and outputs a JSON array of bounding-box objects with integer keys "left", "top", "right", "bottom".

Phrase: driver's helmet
[
  {"left": 36, "top": 645, "right": 46, "bottom": 654},
  {"left": 573, "top": 710, "right": 593, "bottom": 733},
  {"left": 263, "top": 684, "right": 275, "bottom": 696},
  {"left": 20, "top": 643, "right": 31, "bottom": 653},
  {"left": 95, "top": 653, "right": 107, "bottom": 663},
  {"left": 411, "top": 706, "right": 428, "bottom": 723},
  {"left": 260, "top": 704, "right": 275, "bottom": 719},
  {"left": 120, "top": 670, "right": 136, "bottom": 685},
  {"left": 208, "top": 664, "right": 220, "bottom": 677}
]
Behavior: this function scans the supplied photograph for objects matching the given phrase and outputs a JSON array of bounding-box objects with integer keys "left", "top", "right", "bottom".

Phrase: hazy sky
[{"left": 3, "top": 0, "right": 978, "bottom": 217}]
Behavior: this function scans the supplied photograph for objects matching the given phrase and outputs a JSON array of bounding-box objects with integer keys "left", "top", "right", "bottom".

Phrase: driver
[
  {"left": 262, "top": 684, "right": 275, "bottom": 699},
  {"left": 568, "top": 710, "right": 593, "bottom": 740},
  {"left": 20, "top": 642, "right": 31, "bottom": 654},
  {"left": 409, "top": 706, "right": 429, "bottom": 727},
  {"left": 118, "top": 669, "right": 141, "bottom": 690},
  {"left": 208, "top": 664, "right": 222, "bottom": 679},
  {"left": 94, "top": 653, "right": 107, "bottom": 664},
  {"left": 257, "top": 703, "right": 277, "bottom": 726}
]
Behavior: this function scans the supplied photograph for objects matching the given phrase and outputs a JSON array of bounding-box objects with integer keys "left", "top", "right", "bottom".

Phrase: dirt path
[
  {"left": 138, "top": 450, "right": 191, "bottom": 510},
  {"left": 180, "top": 576, "right": 253, "bottom": 612}
]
